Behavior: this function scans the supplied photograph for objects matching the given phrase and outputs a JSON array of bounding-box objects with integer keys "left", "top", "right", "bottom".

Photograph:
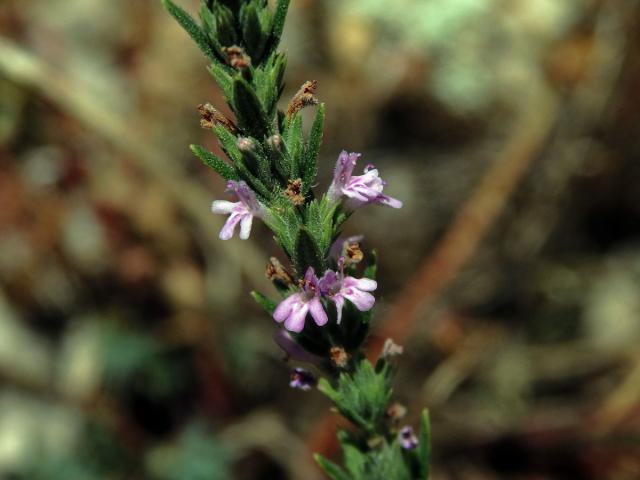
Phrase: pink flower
[
  {"left": 273, "top": 267, "right": 328, "bottom": 333},
  {"left": 319, "top": 264, "right": 377, "bottom": 324},
  {"left": 328, "top": 151, "right": 402, "bottom": 209},
  {"left": 211, "top": 181, "right": 264, "bottom": 240}
]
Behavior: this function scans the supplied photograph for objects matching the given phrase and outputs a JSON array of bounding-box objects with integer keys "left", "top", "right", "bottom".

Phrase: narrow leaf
[
  {"left": 302, "top": 103, "right": 325, "bottom": 193},
  {"left": 161, "top": 0, "right": 216, "bottom": 61},
  {"left": 294, "top": 228, "right": 325, "bottom": 275},
  {"left": 268, "top": 0, "right": 291, "bottom": 55},
  {"left": 190, "top": 144, "right": 239, "bottom": 180},
  {"left": 313, "top": 454, "right": 350, "bottom": 480},
  {"left": 251, "top": 291, "right": 278, "bottom": 315},
  {"left": 418, "top": 409, "right": 432, "bottom": 480},
  {"left": 232, "top": 77, "right": 270, "bottom": 138}
]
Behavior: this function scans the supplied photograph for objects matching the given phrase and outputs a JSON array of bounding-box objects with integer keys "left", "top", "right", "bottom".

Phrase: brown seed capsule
[
  {"left": 285, "top": 178, "right": 305, "bottom": 206},
  {"left": 197, "top": 103, "right": 236, "bottom": 132},
  {"left": 329, "top": 346, "right": 350, "bottom": 368},
  {"left": 286, "top": 80, "right": 319, "bottom": 119}
]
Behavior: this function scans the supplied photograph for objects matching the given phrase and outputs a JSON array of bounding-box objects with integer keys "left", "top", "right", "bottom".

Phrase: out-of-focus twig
[{"left": 0, "top": 37, "right": 268, "bottom": 291}]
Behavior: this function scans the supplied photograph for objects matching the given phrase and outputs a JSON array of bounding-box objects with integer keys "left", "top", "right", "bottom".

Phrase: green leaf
[
  {"left": 294, "top": 228, "right": 326, "bottom": 275},
  {"left": 343, "top": 443, "right": 368, "bottom": 478},
  {"left": 364, "top": 250, "right": 377, "bottom": 280},
  {"left": 232, "top": 77, "right": 270, "bottom": 138},
  {"left": 314, "top": 454, "right": 350, "bottom": 480},
  {"left": 318, "top": 359, "right": 394, "bottom": 433},
  {"left": 283, "top": 112, "right": 303, "bottom": 177},
  {"left": 213, "top": 125, "right": 271, "bottom": 198},
  {"left": 302, "top": 103, "right": 325, "bottom": 193},
  {"left": 211, "top": 1, "right": 238, "bottom": 46},
  {"left": 190, "top": 144, "right": 239, "bottom": 180},
  {"left": 207, "top": 65, "right": 235, "bottom": 102},
  {"left": 267, "top": 0, "right": 291, "bottom": 56},
  {"left": 161, "top": 0, "right": 217, "bottom": 61},
  {"left": 250, "top": 291, "right": 278, "bottom": 315},
  {"left": 418, "top": 409, "right": 431, "bottom": 480},
  {"left": 199, "top": 5, "right": 225, "bottom": 58},
  {"left": 242, "top": 3, "right": 268, "bottom": 62}
]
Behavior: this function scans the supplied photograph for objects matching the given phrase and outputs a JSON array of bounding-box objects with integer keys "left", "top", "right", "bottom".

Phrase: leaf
[
  {"left": 267, "top": 0, "right": 291, "bottom": 56},
  {"left": 294, "top": 228, "right": 325, "bottom": 275},
  {"left": 232, "top": 77, "right": 270, "bottom": 138},
  {"left": 190, "top": 144, "right": 239, "bottom": 180},
  {"left": 418, "top": 409, "right": 432, "bottom": 480},
  {"left": 207, "top": 65, "right": 234, "bottom": 102},
  {"left": 314, "top": 454, "right": 350, "bottom": 480},
  {"left": 364, "top": 250, "right": 377, "bottom": 280},
  {"left": 283, "top": 112, "right": 303, "bottom": 177},
  {"left": 250, "top": 291, "right": 278, "bottom": 315},
  {"left": 161, "top": 0, "right": 217, "bottom": 62},
  {"left": 318, "top": 359, "right": 394, "bottom": 433},
  {"left": 213, "top": 125, "right": 271, "bottom": 198},
  {"left": 242, "top": 3, "right": 268, "bottom": 62},
  {"left": 302, "top": 103, "right": 325, "bottom": 193}
]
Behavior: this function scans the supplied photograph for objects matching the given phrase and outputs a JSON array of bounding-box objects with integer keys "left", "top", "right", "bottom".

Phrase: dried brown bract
[
  {"left": 329, "top": 346, "right": 350, "bottom": 368},
  {"left": 266, "top": 257, "right": 294, "bottom": 287},
  {"left": 285, "top": 178, "right": 305, "bottom": 206},
  {"left": 197, "top": 103, "right": 236, "bottom": 131},
  {"left": 222, "top": 46, "right": 251, "bottom": 69},
  {"left": 286, "top": 80, "right": 319, "bottom": 119}
]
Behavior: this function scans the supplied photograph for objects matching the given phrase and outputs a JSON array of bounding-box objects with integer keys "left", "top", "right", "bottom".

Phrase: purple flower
[
  {"left": 289, "top": 367, "right": 317, "bottom": 391},
  {"left": 327, "top": 151, "right": 402, "bottom": 209},
  {"left": 211, "top": 180, "right": 264, "bottom": 240},
  {"left": 273, "top": 267, "right": 328, "bottom": 333},
  {"left": 398, "top": 426, "right": 418, "bottom": 450},
  {"left": 319, "top": 264, "right": 377, "bottom": 324}
]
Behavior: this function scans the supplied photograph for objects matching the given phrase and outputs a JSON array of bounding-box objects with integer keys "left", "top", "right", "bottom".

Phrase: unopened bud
[
  {"left": 267, "top": 134, "right": 282, "bottom": 150},
  {"left": 237, "top": 137, "right": 255, "bottom": 152}
]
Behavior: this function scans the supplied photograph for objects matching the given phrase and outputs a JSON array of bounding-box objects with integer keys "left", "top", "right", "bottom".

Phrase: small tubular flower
[
  {"left": 289, "top": 367, "right": 317, "bottom": 391},
  {"left": 327, "top": 151, "right": 402, "bottom": 209},
  {"left": 319, "top": 263, "right": 377, "bottom": 324},
  {"left": 273, "top": 267, "right": 328, "bottom": 333},
  {"left": 211, "top": 180, "right": 264, "bottom": 240},
  {"left": 398, "top": 426, "right": 418, "bottom": 450}
]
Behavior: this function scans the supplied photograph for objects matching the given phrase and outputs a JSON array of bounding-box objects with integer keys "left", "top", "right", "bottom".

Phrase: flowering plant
[{"left": 162, "top": 0, "right": 431, "bottom": 477}]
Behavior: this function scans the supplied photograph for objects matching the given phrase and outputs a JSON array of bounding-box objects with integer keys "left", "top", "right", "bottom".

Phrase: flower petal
[
  {"left": 239, "top": 214, "right": 253, "bottom": 240},
  {"left": 211, "top": 200, "right": 238, "bottom": 214},
  {"left": 284, "top": 302, "right": 310, "bottom": 333},
  {"left": 348, "top": 277, "right": 377, "bottom": 292},
  {"left": 344, "top": 288, "right": 375, "bottom": 312},
  {"left": 378, "top": 195, "right": 403, "bottom": 209},
  {"left": 333, "top": 296, "right": 345, "bottom": 325},
  {"left": 273, "top": 294, "right": 299, "bottom": 323},
  {"left": 308, "top": 298, "right": 328, "bottom": 327},
  {"left": 219, "top": 212, "right": 242, "bottom": 240}
]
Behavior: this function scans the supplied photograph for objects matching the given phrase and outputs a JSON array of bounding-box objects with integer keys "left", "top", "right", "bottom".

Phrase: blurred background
[{"left": 1, "top": 0, "right": 639, "bottom": 478}]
